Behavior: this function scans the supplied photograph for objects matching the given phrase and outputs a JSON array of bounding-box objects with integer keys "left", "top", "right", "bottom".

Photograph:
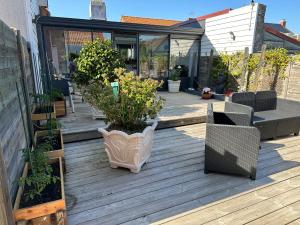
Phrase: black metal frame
[{"left": 35, "top": 16, "right": 204, "bottom": 91}]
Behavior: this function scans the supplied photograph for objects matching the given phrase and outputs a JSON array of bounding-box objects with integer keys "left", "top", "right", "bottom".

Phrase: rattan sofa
[
  {"left": 229, "top": 91, "right": 300, "bottom": 140},
  {"left": 205, "top": 102, "right": 260, "bottom": 180}
]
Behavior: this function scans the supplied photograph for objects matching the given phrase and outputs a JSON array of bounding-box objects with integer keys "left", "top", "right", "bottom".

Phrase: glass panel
[
  {"left": 170, "top": 39, "right": 199, "bottom": 79},
  {"left": 44, "top": 28, "right": 111, "bottom": 78},
  {"left": 114, "top": 34, "right": 137, "bottom": 74},
  {"left": 139, "top": 34, "right": 169, "bottom": 79}
]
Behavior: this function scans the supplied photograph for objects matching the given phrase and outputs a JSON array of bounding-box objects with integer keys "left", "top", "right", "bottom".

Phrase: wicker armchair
[{"left": 205, "top": 103, "right": 260, "bottom": 180}]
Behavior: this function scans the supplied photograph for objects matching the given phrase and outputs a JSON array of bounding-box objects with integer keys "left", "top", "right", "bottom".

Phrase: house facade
[{"left": 0, "top": 0, "right": 49, "bottom": 92}]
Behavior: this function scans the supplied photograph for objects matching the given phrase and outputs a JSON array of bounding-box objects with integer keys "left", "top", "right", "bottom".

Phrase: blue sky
[{"left": 49, "top": 0, "right": 300, "bottom": 33}]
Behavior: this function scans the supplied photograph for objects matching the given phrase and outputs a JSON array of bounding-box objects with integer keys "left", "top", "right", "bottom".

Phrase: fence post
[
  {"left": 207, "top": 49, "right": 214, "bottom": 87},
  {"left": 240, "top": 47, "right": 249, "bottom": 91},
  {"left": 16, "top": 30, "right": 34, "bottom": 144},
  {"left": 253, "top": 44, "right": 267, "bottom": 91},
  {"left": 0, "top": 148, "right": 15, "bottom": 225}
]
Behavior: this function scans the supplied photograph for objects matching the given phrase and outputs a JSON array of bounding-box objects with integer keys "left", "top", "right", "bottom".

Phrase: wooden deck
[
  {"left": 59, "top": 92, "right": 221, "bottom": 142},
  {"left": 64, "top": 124, "right": 300, "bottom": 225}
]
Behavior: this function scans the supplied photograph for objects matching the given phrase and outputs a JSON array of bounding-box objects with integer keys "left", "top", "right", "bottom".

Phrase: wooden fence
[{"left": 0, "top": 19, "right": 35, "bottom": 223}]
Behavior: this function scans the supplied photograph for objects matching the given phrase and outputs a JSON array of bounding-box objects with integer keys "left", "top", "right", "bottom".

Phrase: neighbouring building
[{"left": 264, "top": 20, "right": 300, "bottom": 52}]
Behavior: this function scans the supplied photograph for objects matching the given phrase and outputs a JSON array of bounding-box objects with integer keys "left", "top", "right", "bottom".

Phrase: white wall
[
  {"left": 0, "top": 0, "right": 42, "bottom": 92},
  {"left": 201, "top": 4, "right": 259, "bottom": 56}
]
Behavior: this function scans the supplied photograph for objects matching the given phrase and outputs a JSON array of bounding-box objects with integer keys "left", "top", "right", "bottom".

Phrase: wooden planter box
[
  {"left": 31, "top": 104, "right": 56, "bottom": 121},
  {"left": 14, "top": 158, "right": 66, "bottom": 225},
  {"left": 34, "top": 129, "right": 64, "bottom": 159},
  {"left": 54, "top": 98, "right": 67, "bottom": 117}
]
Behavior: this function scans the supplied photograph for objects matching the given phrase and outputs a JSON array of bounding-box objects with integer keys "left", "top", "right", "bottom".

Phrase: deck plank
[{"left": 64, "top": 124, "right": 300, "bottom": 225}]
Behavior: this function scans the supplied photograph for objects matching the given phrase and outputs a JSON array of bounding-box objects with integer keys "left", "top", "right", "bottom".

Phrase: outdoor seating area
[
  {"left": 2, "top": 1, "right": 300, "bottom": 225},
  {"left": 64, "top": 123, "right": 300, "bottom": 225},
  {"left": 230, "top": 91, "right": 300, "bottom": 140}
]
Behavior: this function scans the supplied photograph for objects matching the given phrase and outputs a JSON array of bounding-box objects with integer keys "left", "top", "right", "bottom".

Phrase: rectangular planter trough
[
  {"left": 14, "top": 157, "right": 66, "bottom": 225},
  {"left": 31, "top": 104, "right": 56, "bottom": 121},
  {"left": 34, "top": 129, "right": 64, "bottom": 159}
]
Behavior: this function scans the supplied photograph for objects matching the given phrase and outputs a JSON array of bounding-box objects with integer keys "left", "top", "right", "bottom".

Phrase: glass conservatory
[{"left": 37, "top": 16, "right": 204, "bottom": 89}]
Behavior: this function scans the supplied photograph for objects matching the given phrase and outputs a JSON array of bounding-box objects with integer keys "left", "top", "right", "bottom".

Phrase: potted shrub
[
  {"left": 85, "top": 68, "right": 164, "bottom": 173},
  {"left": 168, "top": 69, "right": 181, "bottom": 93},
  {"left": 31, "top": 94, "right": 56, "bottom": 121},
  {"left": 14, "top": 147, "right": 66, "bottom": 225},
  {"left": 34, "top": 129, "right": 64, "bottom": 159},
  {"left": 51, "top": 89, "right": 66, "bottom": 117}
]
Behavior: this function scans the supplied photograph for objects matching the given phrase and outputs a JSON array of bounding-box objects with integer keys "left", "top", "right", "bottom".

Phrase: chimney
[
  {"left": 279, "top": 19, "right": 286, "bottom": 28},
  {"left": 90, "top": 0, "right": 107, "bottom": 20}
]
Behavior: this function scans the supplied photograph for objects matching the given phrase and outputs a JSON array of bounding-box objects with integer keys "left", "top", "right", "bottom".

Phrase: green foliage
[
  {"left": 264, "top": 48, "right": 291, "bottom": 79},
  {"left": 50, "top": 89, "right": 64, "bottom": 101},
  {"left": 264, "top": 48, "right": 291, "bottom": 90},
  {"left": 210, "top": 48, "right": 292, "bottom": 92},
  {"left": 32, "top": 93, "right": 53, "bottom": 113},
  {"left": 211, "top": 52, "right": 244, "bottom": 91},
  {"left": 18, "top": 146, "right": 59, "bottom": 201},
  {"left": 84, "top": 68, "right": 165, "bottom": 132},
  {"left": 169, "top": 69, "right": 181, "bottom": 81},
  {"left": 74, "top": 39, "right": 125, "bottom": 86}
]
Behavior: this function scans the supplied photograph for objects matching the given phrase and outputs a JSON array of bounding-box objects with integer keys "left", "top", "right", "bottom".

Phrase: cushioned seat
[{"left": 230, "top": 91, "right": 300, "bottom": 140}]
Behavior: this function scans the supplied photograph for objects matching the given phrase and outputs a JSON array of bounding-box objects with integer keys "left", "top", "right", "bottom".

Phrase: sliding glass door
[{"left": 139, "top": 34, "right": 169, "bottom": 80}]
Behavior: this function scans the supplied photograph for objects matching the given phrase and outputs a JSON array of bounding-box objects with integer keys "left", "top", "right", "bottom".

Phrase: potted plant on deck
[
  {"left": 168, "top": 68, "right": 181, "bottom": 93},
  {"left": 85, "top": 68, "right": 164, "bottom": 173},
  {"left": 14, "top": 146, "right": 66, "bottom": 225},
  {"left": 31, "top": 94, "right": 56, "bottom": 121},
  {"left": 51, "top": 89, "right": 67, "bottom": 117}
]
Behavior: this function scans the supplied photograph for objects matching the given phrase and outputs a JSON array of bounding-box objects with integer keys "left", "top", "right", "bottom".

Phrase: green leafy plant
[
  {"left": 18, "top": 146, "right": 59, "bottom": 201},
  {"left": 84, "top": 68, "right": 165, "bottom": 133},
  {"left": 34, "top": 119, "right": 59, "bottom": 131},
  {"left": 74, "top": 39, "right": 125, "bottom": 86},
  {"left": 169, "top": 69, "right": 181, "bottom": 81},
  {"left": 32, "top": 93, "right": 53, "bottom": 113},
  {"left": 264, "top": 48, "right": 291, "bottom": 90},
  {"left": 246, "top": 54, "right": 260, "bottom": 91},
  {"left": 50, "top": 89, "right": 64, "bottom": 101},
  {"left": 211, "top": 52, "right": 244, "bottom": 91}
]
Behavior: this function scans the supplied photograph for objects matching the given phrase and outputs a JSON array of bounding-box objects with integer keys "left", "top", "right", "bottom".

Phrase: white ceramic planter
[
  {"left": 98, "top": 121, "right": 158, "bottom": 173},
  {"left": 168, "top": 80, "right": 181, "bottom": 93}
]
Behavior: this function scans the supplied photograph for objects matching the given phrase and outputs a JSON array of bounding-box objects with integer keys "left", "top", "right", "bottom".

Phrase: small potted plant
[
  {"left": 168, "top": 68, "right": 181, "bottom": 93},
  {"left": 85, "top": 68, "right": 164, "bottom": 173},
  {"left": 14, "top": 147, "right": 66, "bottom": 225},
  {"left": 202, "top": 87, "right": 213, "bottom": 99},
  {"left": 51, "top": 89, "right": 66, "bottom": 117}
]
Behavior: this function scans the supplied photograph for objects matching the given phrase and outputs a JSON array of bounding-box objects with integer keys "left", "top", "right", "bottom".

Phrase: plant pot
[
  {"left": 168, "top": 80, "right": 181, "bottom": 93},
  {"left": 54, "top": 98, "right": 66, "bottom": 117},
  {"left": 35, "top": 129, "right": 64, "bottom": 159},
  {"left": 14, "top": 158, "right": 66, "bottom": 225},
  {"left": 202, "top": 93, "right": 213, "bottom": 99},
  {"left": 31, "top": 104, "right": 56, "bottom": 121},
  {"left": 98, "top": 122, "right": 158, "bottom": 173}
]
